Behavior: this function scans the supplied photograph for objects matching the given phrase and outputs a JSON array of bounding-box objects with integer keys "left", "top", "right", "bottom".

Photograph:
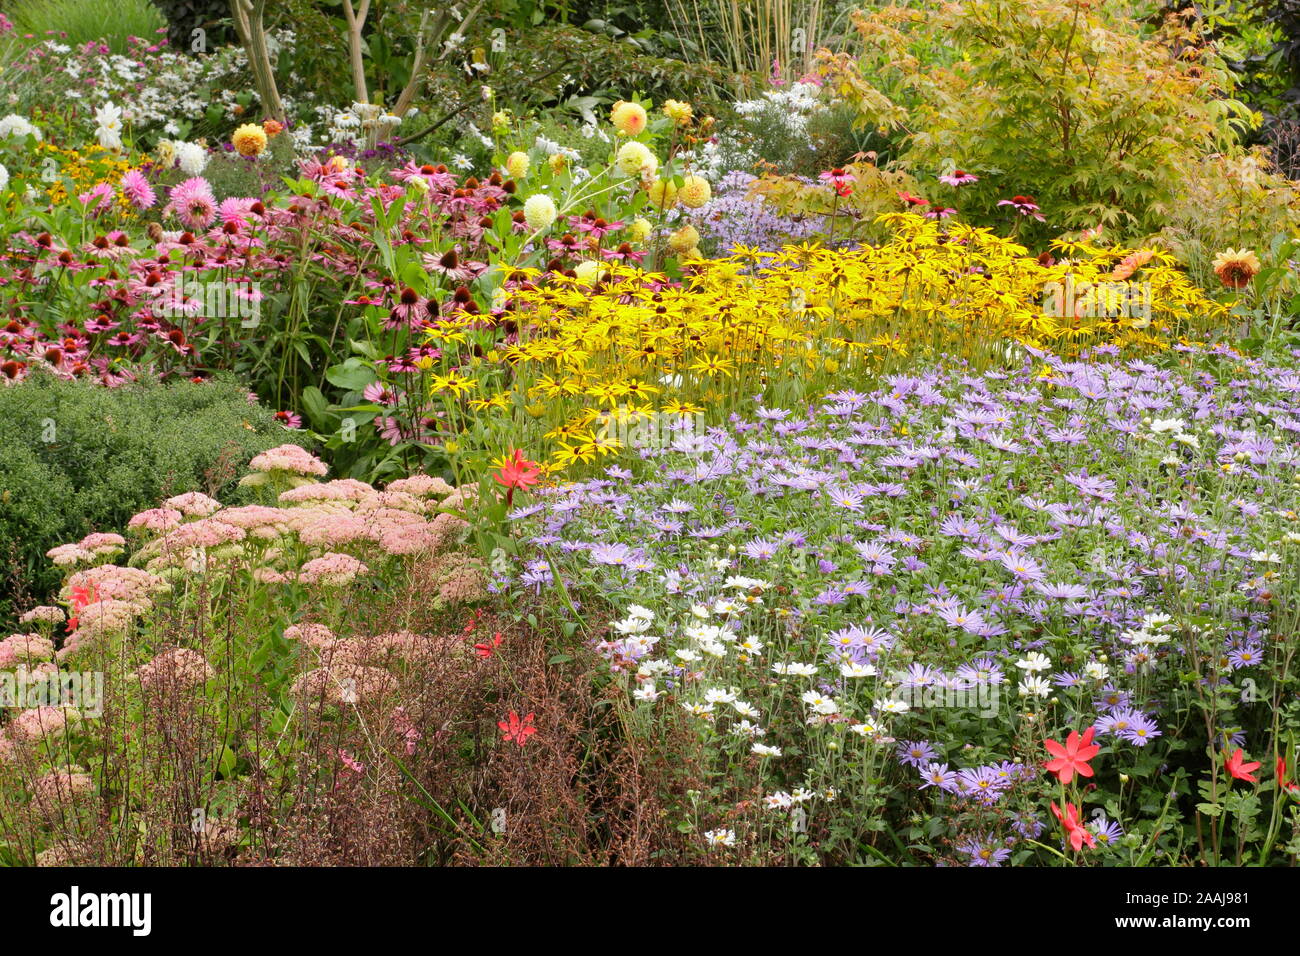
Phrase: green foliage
[
  {"left": 0, "top": 372, "right": 309, "bottom": 623},
  {"left": 821, "top": 0, "right": 1259, "bottom": 240},
  {"left": 6, "top": 0, "right": 165, "bottom": 55},
  {"left": 150, "top": 0, "right": 233, "bottom": 53},
  {"left": 424, "top": 23, "right": 735, "bottom": 126}
]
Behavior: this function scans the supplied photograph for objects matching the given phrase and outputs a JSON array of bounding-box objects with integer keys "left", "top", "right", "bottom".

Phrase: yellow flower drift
[{"left": 432, "top": 214, "right": 1223, "bottom": 474}]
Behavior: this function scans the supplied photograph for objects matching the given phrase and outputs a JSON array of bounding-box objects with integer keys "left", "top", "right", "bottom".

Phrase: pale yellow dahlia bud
[
  {"left": 505, "top": 151, "right": 530, "bottom": 179},
  {"left": 610, "top": 100, "right": 648, "bottom": 136},
  {"left": 627, "top": 217, "right": 652, "bottom": 243},
  {"left": 232, "top": 123, "right": 268, "bottom": 157},
  {"left": 615, "top": 141, "right": 656, "bottom": 178},
  {"left": 574, "top": 260, "right": 605, "bottom": 285},
  {"left": 523, "top": 194, "right": 558, "bottom": 231},
  {"left": 548, "top": 153, "right": 568, "bottom": 174},
  {"left": 646, "top": 178, "right": 677, "bottom": 209},
  {"left": 668, "top": 224, "right": 699, "bottom": 253},
  {"left": 663, "top": 100, "right": 693, "bottom": 125},
  {"left": 678, "top": 174, "right": 711, "bottom": 209}
]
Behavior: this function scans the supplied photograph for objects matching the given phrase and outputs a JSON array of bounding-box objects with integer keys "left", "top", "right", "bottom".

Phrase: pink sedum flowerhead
[{"left": 249, "top": 444, "right": 328, "bottom": 476}]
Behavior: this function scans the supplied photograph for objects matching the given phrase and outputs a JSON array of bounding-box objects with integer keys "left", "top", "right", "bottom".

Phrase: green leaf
[
  {"left": 301, "top": 386, "right": 329, "bottom": 428},
  {"left": 324, "top": 358, "right": 376, "bottom": 390}
]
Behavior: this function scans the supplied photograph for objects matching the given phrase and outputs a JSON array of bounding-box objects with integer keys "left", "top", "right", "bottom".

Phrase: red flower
[
  {"left": 493, "top": 449, "right": 541, "bottom": 505},
  {"left": 1050, "top": 800, "right": 1096, "bottom": 852},
  {"left": 498, "top": 710, "right": 537, "bottom": 747},
  {"left": 819, "top": 168, "right": 854, "bottom": 197},
  {"left": 1225, "top": 749, "right": 1261, "bottom": 783},
  {"left": 474, "top": 632, "right": 503, "bottom": 659},
  {"left": 66, "top": 584, "right": 97, "bottom": 634},
  {"left": 1277, "top": 758, "right": 1300, "bottom": 797},
  {"left": 1043, "top": 726, "right": 1100, "bottom": 784}
]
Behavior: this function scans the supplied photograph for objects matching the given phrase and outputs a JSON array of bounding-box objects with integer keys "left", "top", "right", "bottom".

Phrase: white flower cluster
[
  {"left": 0, "top": 113, "right": 42, "bottom": 142},
  {"left": 21, "top": 34, "right": 318, "bottom": 150},
  {"left": 691, "top": 81, "right": 827, "bottom": 181},
  {"left": 322, "top": 102, "right": 403, "bottom": 147}
]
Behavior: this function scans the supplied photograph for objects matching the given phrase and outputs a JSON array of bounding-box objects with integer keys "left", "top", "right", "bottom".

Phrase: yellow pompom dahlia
[
  {"left": 610, "top": 100, "right": 648, "bottom": 136},
  {"left": 678, "top": 174, "right": 711, "bottom": 209},
  {"left": 232, "top": 123, "right": 268, "bottom": 158}
]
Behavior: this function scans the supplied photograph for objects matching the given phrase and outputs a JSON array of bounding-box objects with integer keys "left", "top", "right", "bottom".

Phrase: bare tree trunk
[
  {"left": 230, "top": 0, "right": 286, "bottom": 124},
  {"left": 341, "top": 0, "right": 371, "bottom": 107}
]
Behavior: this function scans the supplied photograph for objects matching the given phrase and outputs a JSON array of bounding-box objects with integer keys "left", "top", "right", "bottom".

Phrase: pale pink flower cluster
[
  {"left": 249, "top": 444, "right": 329, "bottom": 476},
  {"left": 80, "top": 533, "right": 127, "bottom": 555},
  {"left": 127, "top": 507, "right": 184, "bottom": 533},
  {"left": 387, "top": 474, "right": 455, "bottom": 498},
  {"left": 211, "top": 505, "right": 292, "bottom": 539},
  {"left": 279, "top": 478, "right": 371, "bottom": 503},
  {"left": 357, "top": 490, "right": 426, "bottom": 514},
  {"left": 18, "top": 606, "right": 65, "bottom": 626},
  {"left": 0, "top": 632, "right": 55, "bottom": 666},
  {"left": 46, "top": 543, "right": 94, "bottom": 567},
  {"left": 164, "top": 491, "right": 223, "bottom": 516},
  {"left": 64, "top": 565, "right": 163, "bottom": 606},
  {"left": 135, "top": 647, "right": 215, "bottom": 693},
  {"left": 35, "top": 842, "right": 93, "bottom": 866},
  {"left": 7, "top": 705, "right": 81, "bottom": 743},
  {"left": 31, "top": 766, "right": 95, "bottom": 810},
  {"left": 60, "top": 598, "right": 146, "bottom": 660},
  {"left": 46, "top": 532, "right": 128, "bottom": 566},
  {"left": 297, "top": 552, "right": 369, "bottom": 586},
  {"left": 291, "top": 663, "right": 397, "bottom": 705},
  {"left": 430, "top": 553, "right": 488, "bottom": 605},
  {"left": 297, "top": 512, "right": 376, "bottom": 547},
  {"left": 283, "top": 622, "right": 338, "bottom": 648}
]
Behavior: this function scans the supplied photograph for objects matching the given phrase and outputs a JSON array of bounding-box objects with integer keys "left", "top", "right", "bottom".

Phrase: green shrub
[
  {"left": 0, "top": 372, "right": 310, "bottom": 624},
  {"left": 423, "top": 23, "right": 737, "bottom": 127},
  {"left": 6, "top": 0, "right": 165, "bottom": 55},
  {"left": 820, "top": 0, "right": 1258, "bottom": 240},
  {"left": 149, "top": 0, "right": 233, "bottom": 54}
]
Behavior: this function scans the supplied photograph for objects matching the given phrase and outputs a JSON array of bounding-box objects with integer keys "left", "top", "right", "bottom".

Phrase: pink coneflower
[
  {"left": 363, "top": 382, "right": 402, "bottom": 406},
  {"left": 424, "top": 247, "right": 485, "bottom": 282},
  {"left": 274, "top": 410, "right": 302, "bottom": 429},
  {"left": 898, "top": 191, "right": 929, "bottom": 209},
  {"left": 166, "top": 177, "right": 217, "bottom": 230},
  {"left": 997, "top": 194, "right": 1046, "bottom": 222},
  {"left": 568, "top": 212, "right": 625, "bottom": 241},
  {"left": 939, "top": 169, "right": 979, "bottom": 187},
  {"left": 819, "top": 168, "right": 855, "bottom": 197},
  {"left": 923, "top": 203, "right": 956, "bottom": 220},
  {"left": 119, "top": 169, "right": 155, "bottom": 209}
]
